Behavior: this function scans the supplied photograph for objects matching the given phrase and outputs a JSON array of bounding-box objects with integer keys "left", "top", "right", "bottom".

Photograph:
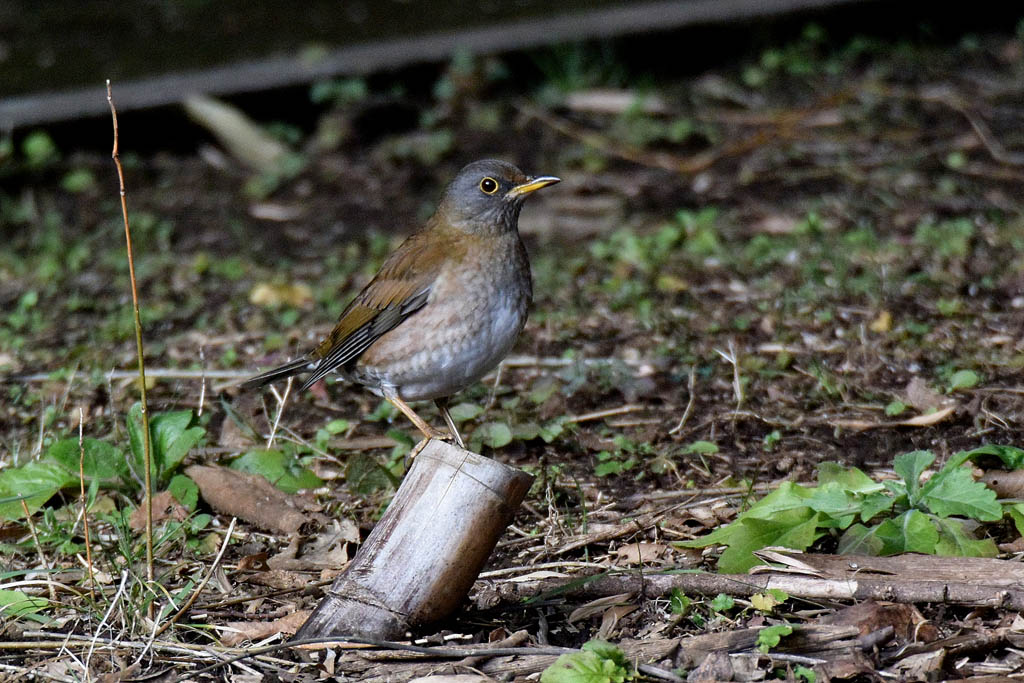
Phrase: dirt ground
[{"left": 2, "top": 16, "right": 1024, "bottom": 682}]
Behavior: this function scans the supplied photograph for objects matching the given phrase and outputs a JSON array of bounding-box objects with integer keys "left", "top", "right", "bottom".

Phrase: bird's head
[{"left": 436, "top": 159, "right": 560, "bottom": 233}]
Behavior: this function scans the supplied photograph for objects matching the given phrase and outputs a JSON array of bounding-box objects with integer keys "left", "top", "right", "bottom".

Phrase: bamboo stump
[{"left": 294, "top": 439, "right": 533, "bottom": 640}]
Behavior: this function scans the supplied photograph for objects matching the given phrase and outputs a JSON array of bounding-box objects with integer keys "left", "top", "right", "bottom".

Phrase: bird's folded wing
[{"left": 299, "top": 230, "right": 459, "bottom": 391}]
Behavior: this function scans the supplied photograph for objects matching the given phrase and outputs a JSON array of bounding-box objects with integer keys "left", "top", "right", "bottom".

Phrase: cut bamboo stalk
[{"left": 294, "top": 439, "right": 533, "bottom": 640}]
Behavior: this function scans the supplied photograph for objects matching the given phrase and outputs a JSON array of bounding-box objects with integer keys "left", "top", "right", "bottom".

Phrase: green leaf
[
  {"left": 683, "top": 440, "right": 718, "bottom": 455},
  {"left": 168, "top": 474, "right": 199, "bottom": 510},
  {"left": 0, "top": 589, "right": 48, "bottom": 618},
  {"left": 794, "top": 665, "right": 816, "bottom": 683},
  {"left": 47, "top": 438, "right": 128, "bottom": 484},
  {"left": 874, "top": 510, "right": 938, "bottom": 555},
  {"left": 447, "top": 402, "right": 483, "bottom": 422},
  {"left": 697, "top": 508, "right": 823, "bottom": 573},
  {"left": 837, "top": 523, "right": 884, "bottom": 555},
  {"left": 324, "top": 418, "right": 349, "bottom": 435},
  {"left": 947, "top": 369, "right": 979, "bottom": 392},
  {"left": 958, "top": 444, "right": 1024, "bottom": 470},
  {"left": 859, "top": 492, "right": 895, "bottom": 523},
  {"left": 1008, "top": 503, "right": 1024, "bottom": 536},
  {"left": 231, "top": 450, "right": 323, "bottom": 494},
  {"left": 816, "top": 462, "right": 881, "bottom": 493},
  {"left": 709, "top": 593, "right": 735, "bottom": 612},
  {"left": 669, "top": 588, "right": 691, "bottom": 615},
  {"left": 0, "top": 462, "right": 76, "bottom": 520},
  {"left": 150, "top": 410, "right": 205, "bottom": 476},
  {"left": 473, "top": 422, "right": 513, "bottom": 449},
  {"left": 918, "top": 463, "right": 1001, "bottom": 521},
  {"left": 756, "top": 624, "right": 793, "bottom": 653},
  {"left": 541, "top": 640, "right": 631, "bottom": 683},
  {"left": 884, "top": 400, "right": 907, "bottom": 417},
  {"left": 932, "top": 517, "right": 998, "bottom": 557},
  {"left": 893, "top": 450, "right": 934, "bottom": 505}
]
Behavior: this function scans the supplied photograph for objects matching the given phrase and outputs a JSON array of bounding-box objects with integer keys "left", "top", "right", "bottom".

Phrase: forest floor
[{"left": 2, "top": 16, "right": 1024, "bottom": 682}]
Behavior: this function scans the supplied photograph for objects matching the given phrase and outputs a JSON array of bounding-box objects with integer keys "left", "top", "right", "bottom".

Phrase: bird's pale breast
[{"left": 352, "top": 233, "right": 531, "bottom": 401}]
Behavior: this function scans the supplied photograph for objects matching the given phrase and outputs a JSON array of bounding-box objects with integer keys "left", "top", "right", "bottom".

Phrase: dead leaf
[
  {"left": 242, "top": 569, "right": 311, "bottom": 591},
  {"left": 568, "top": 593, "right": 635, "bottom": 623},
  {"left": 897, "top": 405, "right": 955, "bottom": 427},
  {"left": 905, "top": 376, "right": 944, "bottom": 412},
  {"left": 238, "top": 552, "right": 271, "bottom": 572},
  {"left": 220, "top": 609, "right": 311, "bottom": 646},
  {"left": 820, "top": 600, "right": 938, "bottom": 642},
  {"left": 248, "top": 281, "right": 313, "bottom": 309},
  {"left": 597, "top": 604, "right": 638, "bottom": 640},
  {"left": 129, "top": 490, "right": 187, "bottom": 531},
  {"left": 981, "top": 469, "right": 1024, "bottom": 499},
  {"left": 615, "top": 542, "right": 668, "bottom": 565},
  {"left": 869, "top": 310, "right": 892, "bottom": 333},
  {"left": 185, "top": 464, "right": 323, "bottom": 535}
]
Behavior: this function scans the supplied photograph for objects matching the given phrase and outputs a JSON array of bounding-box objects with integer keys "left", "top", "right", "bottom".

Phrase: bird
[{"left": 242, "top": 159, "right": 560, "bottom": 449}]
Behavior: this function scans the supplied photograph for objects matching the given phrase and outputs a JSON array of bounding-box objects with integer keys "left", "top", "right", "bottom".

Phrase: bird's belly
[{"left": 353, "top": 287, "right": 528, "bottom": 401}]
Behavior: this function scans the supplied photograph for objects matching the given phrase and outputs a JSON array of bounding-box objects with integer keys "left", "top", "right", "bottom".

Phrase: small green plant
[
  {"left": 0, "top": 406, "right": 206, "bottom": 522},
  {"left": 541, "top": 640, "right": 633, "bottom": 683},
  {"left": 681, "top": 445, "right": 1023, "bottom": 572},
  {"left": 756, "top": 623, "right": 793, "bottom": 653}
]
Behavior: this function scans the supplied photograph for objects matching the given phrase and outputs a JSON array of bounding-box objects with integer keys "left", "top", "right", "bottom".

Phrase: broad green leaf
[
  {"left": 150, "top": 411, "right": 205, "bottom": 476},
  {"left": 874, "top": 510, "right": 938, "bottom": 555},
  {"left": 932, "top": 517, "right": 998, "bottom": 557},
  {"left": 837, "top": 523, "right": 884, "bottom": 555},
  {"left": 893, "top": 450, "right": 934, "bottom": 504},
  {"left": 958, "top": 444, "right": 1024, "bottom": 470},
  {"left": 0, "top": 462, "right": 76, "bottom": 520},
  {"left": 541, "top": 641, "right": 631, "bottom": 683},
  {"left": 231, "top": 450, "right": 323, "bottom": 494},
  {"left": 581, "top": 641, "right": 629, "bottom": 669},
  {"left": 756, "top": 624, "right": 793, "bottom": 653},
  {"left": 919, "top": 464, "right": 1001, "bottom": 521},
  {"left": 947, "top": 369, "right": 979, "bottom": 392},
  {"left": 473, "top": 422, "right": 513, "bottom": 449},
  {"left": 0, "top": 589, "right": 47, "bottom": 617},
  {"left": 512, "top": 422, "right": 541, "bottom": 440},
  {"left": 806, "top": 484, "right": 859, "bottom": 527},
  {"left": 447, "top": 402, "right": 483, "bottom": 422},
  {"left": 816, "top": 462, "right": 880, "bottom": 493},
  {"left": 168, "top": 474, "right": 199, "bottom": 510},
  {"left": 1008, "top": 503, "right": 1024, "bottom": 537},
  {"left": 859, "top": 492, "right": 895, "bottom": 523},
  {"left": 48, "top": 438, "right": 128, "bottom": 483},
  {"left": 714, "top": 509, "right": 822, "bottom": 573}
]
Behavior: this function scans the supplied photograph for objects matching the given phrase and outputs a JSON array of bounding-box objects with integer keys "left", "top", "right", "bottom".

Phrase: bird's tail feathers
[{"left": 240, "top": 356, "right": 314, "bottom": 391}]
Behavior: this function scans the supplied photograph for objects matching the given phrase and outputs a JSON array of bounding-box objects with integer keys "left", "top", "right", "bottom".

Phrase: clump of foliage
[{"left": 682, "top": 445, "right": 1024, "bottom": 572}]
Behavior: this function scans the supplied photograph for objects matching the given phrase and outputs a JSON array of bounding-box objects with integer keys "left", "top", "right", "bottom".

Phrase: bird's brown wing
[{"left": 299, "top": 228, "right": 461, "bottom": 392}]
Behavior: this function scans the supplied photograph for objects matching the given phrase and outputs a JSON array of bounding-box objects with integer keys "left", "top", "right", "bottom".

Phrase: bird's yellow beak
[{"left": 507, "top": 175, "right": 560, "bottom": 199}]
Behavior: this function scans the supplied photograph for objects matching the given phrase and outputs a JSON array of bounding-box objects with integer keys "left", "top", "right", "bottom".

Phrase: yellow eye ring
[{"left": 479, "top": 177, "right": 499, "bottom": 195}]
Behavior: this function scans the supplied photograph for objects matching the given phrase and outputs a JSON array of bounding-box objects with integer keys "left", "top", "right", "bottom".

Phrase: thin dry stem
[
  {"left": 19, "top": 500, "right": 56, "bottom": 602},
  {"left": 669, "top": 366, "right": 697, "bottom": 435},
  {"left": 107, "top": 80, "right": 154, "bottom": 604},
  {"left": 77, "top": 408, "right": 95, "bottom": 598}
]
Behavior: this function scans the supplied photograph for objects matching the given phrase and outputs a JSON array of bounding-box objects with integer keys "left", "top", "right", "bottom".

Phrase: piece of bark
[
  {"left": 185, "top": 464, "right": 321, "bottom": 535},
  {"left": 294, "top": 440, "right": 533, "bottom": 640}
]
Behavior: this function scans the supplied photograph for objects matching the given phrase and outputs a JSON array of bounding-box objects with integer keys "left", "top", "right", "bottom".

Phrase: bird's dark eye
[{"left": 479, "top": 177, "right": 499, "bottom": 195}]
